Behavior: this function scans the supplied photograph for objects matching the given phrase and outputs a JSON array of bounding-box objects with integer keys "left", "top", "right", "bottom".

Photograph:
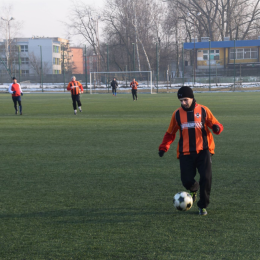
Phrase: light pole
[
  {"left": 62, "top": 44, "right": 66, "bottom": 92},
  {"left": 38, "top": 45, "right": 43, "bottom": 92},
  {"left": 187, "top": 12, "right": 201, "bottom": 87},
  {"left": 1, "top": 17, "right": 14, "bottom": 73},
  {"left": 107, "top": 44, "right": 109, "bottom": 92},
  {"left": 107, "top": 44, "right": 109, "bottom": 73},
  {"left": 209, "top": 39, "right": 211, "bottom": 91},
  {"left": 18, "top": 45, "right": 21, "bottom": 83},
  {"left": 132, "top": 43, "right": 135, "bottom": 78},
  {"left": 234, "top": 39, "right": 236, "bottom": 91},
  {"left": 182, "top": 42, "right": 184, "bottom": 85},
  {"left": 156, "top": 41, "right": 159, "bottom": 93},
  {"left": 91, "top": 15, "right": 101, "bottom": 73},
  {"left": 85, "top": 45, "right": 88, "bottom": 90}
]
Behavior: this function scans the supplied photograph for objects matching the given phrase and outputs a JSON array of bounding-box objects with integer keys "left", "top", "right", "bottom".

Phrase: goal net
[{"left": 89, "top": 71, "right": 153, "bottom": 94}]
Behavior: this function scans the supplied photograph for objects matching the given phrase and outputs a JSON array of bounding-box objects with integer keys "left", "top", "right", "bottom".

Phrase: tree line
[{"left": 67, "top": 0, "right": 260, "bottom": 75}]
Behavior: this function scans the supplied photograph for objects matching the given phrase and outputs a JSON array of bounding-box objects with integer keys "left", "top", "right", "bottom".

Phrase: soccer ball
[{"left": 173, "top": 191, "right": 193, "bottom": 211}]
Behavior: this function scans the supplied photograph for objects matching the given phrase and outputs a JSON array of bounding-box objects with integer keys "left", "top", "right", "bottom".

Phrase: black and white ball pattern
[{"left": 173, "top": 191, "right": 193, "bottom": 211}]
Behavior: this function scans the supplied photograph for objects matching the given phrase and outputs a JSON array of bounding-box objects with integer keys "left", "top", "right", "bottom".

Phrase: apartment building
[{"left": 0, "top": 37, "right": 70, "bottom": 76}]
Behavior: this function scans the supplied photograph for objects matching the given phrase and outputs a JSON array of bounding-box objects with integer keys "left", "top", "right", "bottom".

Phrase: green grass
[{"left": 0, "top": 92, "right": 259, "bottom": 259}]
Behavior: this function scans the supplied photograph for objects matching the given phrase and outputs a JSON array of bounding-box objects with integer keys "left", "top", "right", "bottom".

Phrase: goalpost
[{"left": 89, "top": 71, "right": 153, "bottom": 94}]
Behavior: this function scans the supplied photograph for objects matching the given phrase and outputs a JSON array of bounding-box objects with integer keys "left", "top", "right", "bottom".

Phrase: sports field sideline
[{"left": 0, "top": 93, "right": 259, "bottom": 259}]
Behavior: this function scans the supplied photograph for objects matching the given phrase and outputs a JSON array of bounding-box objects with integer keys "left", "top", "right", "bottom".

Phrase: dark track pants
[
  {"left": 132, "top": 89, "right": 137, "bottom": 100},
  {"left": 71, "top": 94, "right": 82, "bottom": 110},
  {"left": 12, "top": 96, "right": 22, "bottom": 113},
  {"left": 112, "top": 88, "right": 116, "bottom": 95},
  {"left": 179, "top": 149, "right": 212, "bottom": 208}
]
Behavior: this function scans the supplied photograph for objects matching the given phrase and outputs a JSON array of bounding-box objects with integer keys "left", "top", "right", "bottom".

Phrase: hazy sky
[{"left": 2, "top": 0, "right": 105, "bottom": 45}]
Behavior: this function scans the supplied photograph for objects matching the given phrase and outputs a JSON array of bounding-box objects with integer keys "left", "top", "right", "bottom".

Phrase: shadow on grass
[{"left": 0, "top": 208, "right": 185, "bottom": 224}]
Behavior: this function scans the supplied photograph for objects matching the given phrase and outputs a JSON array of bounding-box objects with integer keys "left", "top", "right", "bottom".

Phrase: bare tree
[
  {"left": 0, "top": 3, "right": 23, "bottom": 74},
  {"left": 28, "top": 52, "right": 51, "bottom": 76},
  {"left": 65, "top": 2, "right": 103, "bottom": 65},
  {"left": 167, "top": 0, "right": 260, "bottom": 41}
]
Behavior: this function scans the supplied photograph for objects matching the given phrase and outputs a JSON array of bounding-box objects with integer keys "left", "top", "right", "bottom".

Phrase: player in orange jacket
[
  {"left": 130, "top": 78, "right": 138, "bottom": 101},
  {"left": 8, "top": 77, "right": 23, "bottom": 115},
  {"left": 158, "top": 86, "right": 224, "bottom": 216},
  {"left": 67, "top": 76, "right": 84, "bottom": 115}
]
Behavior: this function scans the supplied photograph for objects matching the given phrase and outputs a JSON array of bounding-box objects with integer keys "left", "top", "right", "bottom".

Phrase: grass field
[{"left": 0, "top": 92, "right": 259, "bottom": 259}]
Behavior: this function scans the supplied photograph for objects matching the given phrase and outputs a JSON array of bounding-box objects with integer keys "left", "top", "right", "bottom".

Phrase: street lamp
[
  {"left": 209, "top": 39, "right": 211, "bottom": 91},
  {"left": 132, "top": 43, "right": 135, "bottom": 78},
  {"left": 91, "top": 15, "right": 101, "bottom": 74},
  {"left": 84, "top": 45, "right": 88, "bottom": 90},
  {"left": 1, "top": 17, "right": 14, "bottom": 72},
  {"left": 187, "top": 12, "right": 201, "bottom": 87},
  {"left": 38, "top": 45, "right": 43, "bottom": 92}
]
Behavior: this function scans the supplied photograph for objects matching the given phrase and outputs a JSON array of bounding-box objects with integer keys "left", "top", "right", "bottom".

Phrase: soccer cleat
[
  {"left": 74, "top": 111, "right": 77, "bottom": 115},
  {"left": 189, "top": 191, "right": 197, "bottom": 203},
  {"left": 15, "top": 111, "right": 18, "bottom": 115},
  {"left": 79, "top": 109, "right": 82, "bottom": 112},
  {"left": 20, "top": 112, "right": 23, "bottom": 115},
  {"left": 199, "top": 208, "right": 207, "bottom": 216}
]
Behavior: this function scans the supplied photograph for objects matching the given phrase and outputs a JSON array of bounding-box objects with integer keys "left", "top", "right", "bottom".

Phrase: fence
[{"left": 1, "top": 62, "right": 260, "bottom": 93}]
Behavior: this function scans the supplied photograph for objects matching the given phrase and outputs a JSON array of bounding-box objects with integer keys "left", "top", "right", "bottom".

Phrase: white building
[{"left": 0, "top": 37, "right": 70, "bottom": 76}]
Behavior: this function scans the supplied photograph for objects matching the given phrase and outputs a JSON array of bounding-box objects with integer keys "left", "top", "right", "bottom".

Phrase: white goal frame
[{"left": 89, "top": 71, "right": 153, "bottom": 94}]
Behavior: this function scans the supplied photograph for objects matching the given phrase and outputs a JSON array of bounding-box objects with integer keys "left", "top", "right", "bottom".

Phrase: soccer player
[
  {"left": 111, "top": 78, "right": 118, "bottom": 96},
  {"left": 158, "top": 86, "right": 224, "bottom": 216},
  {"left": 8, "top": 77, "right": 23, "bottom": 115},
  {"left": 130, "top": 78, "right": 138, "bottom": 101},
  {"left": 67, "top": 76, "right": 84, "bottom": 115}
]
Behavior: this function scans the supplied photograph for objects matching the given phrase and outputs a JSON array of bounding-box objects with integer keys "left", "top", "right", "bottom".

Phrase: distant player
[
  {"left": 67, "top": 76, "right": 84, "bottom": 115},
  {"left": 158, "top": 86, "right": 224, "bottom": 216},
  {"left": 130, "top": 78, "right": 138, "bottom": 101},
  {"left": 8, "top": 77, "right": 23, "bottom": 115},
  {"left": 111, "top": 78, "right": 118, "bottom": 96}
]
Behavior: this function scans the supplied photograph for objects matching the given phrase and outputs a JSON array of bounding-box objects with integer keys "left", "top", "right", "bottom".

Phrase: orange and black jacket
[
  {"left": 159, "top": 103, "right": 223, "bottom": 158},
  {"left": 130, "top": 81, "right": 138, "bottom": 90},
  {"left": 67, "top": 81, "right": 84, "bottom": 95}
]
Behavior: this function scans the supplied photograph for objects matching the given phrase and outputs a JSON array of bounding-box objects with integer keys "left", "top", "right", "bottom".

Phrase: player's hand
[
  {"left": 158, "top": 150, "right": 165, "bottom": 157},
  {"left": 81, "top": 91, "right": 84, "bottom": 94},
  {"left": 212, "top": 124, "right": 220, "bottom": 133},
  {"left": 21, "top": 93, "right": 23, "bottom": 96},
  {"left": 13, "top": 91, "right": 16, "bottom": 94}
]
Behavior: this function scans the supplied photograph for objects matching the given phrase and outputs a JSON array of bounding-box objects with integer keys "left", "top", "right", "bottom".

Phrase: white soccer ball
[{"left": 173, "top": 191, "right": 193, "bottom": 211}]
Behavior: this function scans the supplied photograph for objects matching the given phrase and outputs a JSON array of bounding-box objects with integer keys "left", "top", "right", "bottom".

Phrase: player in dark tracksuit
[
  {"left": 111, "top": 78, "right": 118, "bottom": 96},
  {"left": 8, "top": 77, "right": 23, "bottom": 115},
  {"left": 158, "top": 86, "right": 224, "bottom": 215}
]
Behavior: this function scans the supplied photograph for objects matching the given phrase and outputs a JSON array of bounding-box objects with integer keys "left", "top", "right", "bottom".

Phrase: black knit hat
[
  {"left": 12, "top": 77, "right": 16, "bottom": 80},
  {"left": 177, "top": 86, "right": 194, "bottom": 99}
]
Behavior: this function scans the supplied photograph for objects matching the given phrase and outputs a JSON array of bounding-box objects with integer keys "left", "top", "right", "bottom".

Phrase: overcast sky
[{"left": 1, "top": 0, "right": 105, "bottom": 45}]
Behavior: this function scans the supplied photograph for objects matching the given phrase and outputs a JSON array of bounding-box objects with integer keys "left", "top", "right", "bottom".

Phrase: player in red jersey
[{"left": 8, "top": 77, "right": 23, "bottom": 115}]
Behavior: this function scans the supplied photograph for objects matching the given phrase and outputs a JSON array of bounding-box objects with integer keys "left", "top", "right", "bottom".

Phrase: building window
[
  {"left": 1, "top": 57, "right": 7, "bottom": 65},
  {"left": 21, "top": 57, "right": 29, "bottom": 64},
  {"left": 53, "top": 45, "right": 60, "bottom": 53},
  {"left": 53, "top": 70, "right": 60, "bottom": 74},
  {"left": 230, "top": 48, "right": 258, "bottom": 59},
  {"left": 53, "top": 57, "right": 60, "bottom": 65},
  {"left": 20, "top": 45, "right": 28, "bottom": 52},
  {"left": 22, "top": 70, "right": 29, "bottom": 75},
  {"left": 202, "top": 49, "right": 219, "bottom": 60}
]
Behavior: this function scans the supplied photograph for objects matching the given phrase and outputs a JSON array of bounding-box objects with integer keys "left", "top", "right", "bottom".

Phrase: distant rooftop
[{"left": 184, "top": 39, "right": 260, "bottom": 50}]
